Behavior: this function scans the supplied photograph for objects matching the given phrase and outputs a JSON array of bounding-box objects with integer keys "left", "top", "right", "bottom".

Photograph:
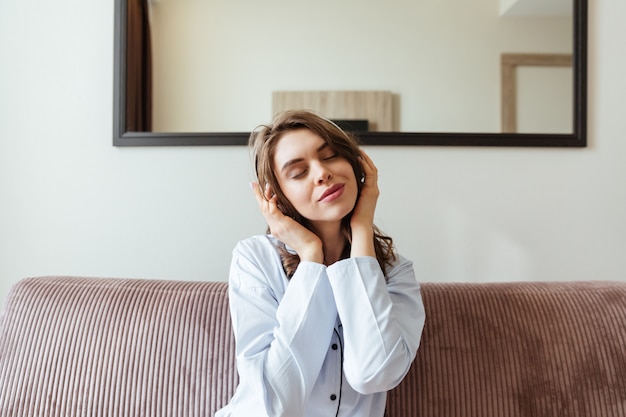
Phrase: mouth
[{"left": 319, "top": 183, "right": 345, "bottom": 202}]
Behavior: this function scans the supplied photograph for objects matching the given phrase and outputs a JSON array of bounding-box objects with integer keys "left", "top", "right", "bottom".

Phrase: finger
[
  {"left": 358, "top": 151, "right": 378, "bottom": 184},
  {"left": 264, "top": 182, "right": 273, "bottom": 200},
  {"left": 267, "top": 193, "right": 280, "bottom": 215},
  {"left": 260, "top": 183, "right": 286, "bottom": 217},
  {"left": 250, "top": 181, "right": 262, "bottom": 200},
  {"left": 251, "top": 182, "right": 270, "bottom": 211},
  {"left": 359, "top": 149, "right": 377, "bottom": 172}
]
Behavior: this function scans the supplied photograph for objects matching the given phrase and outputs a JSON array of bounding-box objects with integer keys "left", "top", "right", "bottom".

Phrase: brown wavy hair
[{"left": 250, "top": 110, "right": 396, "bottom": 278}]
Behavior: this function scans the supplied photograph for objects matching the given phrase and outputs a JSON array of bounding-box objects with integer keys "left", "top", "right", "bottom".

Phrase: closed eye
[{"left": 290, "top": 168, "right": 307, "bottom": 179}]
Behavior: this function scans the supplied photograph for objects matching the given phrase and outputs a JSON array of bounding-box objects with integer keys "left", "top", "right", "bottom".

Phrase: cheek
[
  {"left": 339, "top": 168, "right": 359, "bottom": 205},
  {"left": 349, "top": 181, "right": 359, "bottom": 206},
  {"left": 279, "top": 182, "right": 308, "bottom": 207},
  {"left": 341, "top": 163, "right": 358, "bottom": 186}
]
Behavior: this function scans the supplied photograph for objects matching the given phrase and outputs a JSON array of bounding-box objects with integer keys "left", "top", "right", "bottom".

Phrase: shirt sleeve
[
  {"left": 225, "top": 239, "right": 338, "bottom": 417},
  {"left": 326, "top": 255, "right": 425, "bottom": 394}
]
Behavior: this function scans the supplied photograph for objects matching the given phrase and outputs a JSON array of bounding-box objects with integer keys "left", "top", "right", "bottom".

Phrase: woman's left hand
[{"left": 350, "top": 150, "right": 379, "bottom": 258}]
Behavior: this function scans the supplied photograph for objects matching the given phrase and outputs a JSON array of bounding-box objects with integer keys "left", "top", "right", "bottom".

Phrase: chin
[{"left": 305, "top": 207, "right": 350, "bottom": 225}]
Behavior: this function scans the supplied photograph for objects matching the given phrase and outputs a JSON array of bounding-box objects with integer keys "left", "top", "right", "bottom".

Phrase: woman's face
[{"left": 272, "top": 128, "right": 358, "bottom": 229}]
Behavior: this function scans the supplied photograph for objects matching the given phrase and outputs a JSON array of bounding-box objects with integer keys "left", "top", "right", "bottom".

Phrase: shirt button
[
  {"left": 330, "top": 394, "right": 337, "bottom": 401},
  {"left": 331, "top": 343, "right": 338, "bottom": 350}
]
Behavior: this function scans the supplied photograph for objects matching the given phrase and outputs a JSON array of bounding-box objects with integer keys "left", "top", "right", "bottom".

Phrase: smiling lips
[{"left": 319, "top": 183, "right": 345, "bottom": 202}]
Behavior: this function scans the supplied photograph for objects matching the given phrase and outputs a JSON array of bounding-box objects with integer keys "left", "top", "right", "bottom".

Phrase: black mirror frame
[{"left": 113, "top": 0, "right": 587, "bottom": 147}]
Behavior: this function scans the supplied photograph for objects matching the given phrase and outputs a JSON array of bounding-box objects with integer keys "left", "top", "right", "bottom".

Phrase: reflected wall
[{"left": 148, "top": 0, "right": 573, "bottom": 134}]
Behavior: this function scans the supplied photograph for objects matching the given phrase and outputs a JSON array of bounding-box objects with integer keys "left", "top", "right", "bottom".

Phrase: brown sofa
[{"left": 1, "top": 276, "right": 625, "bottom": 416}]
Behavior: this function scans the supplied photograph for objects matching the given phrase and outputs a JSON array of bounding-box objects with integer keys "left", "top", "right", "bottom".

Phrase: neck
[{"left": 311, "top": 221, "right": 346, "bottom": 266}]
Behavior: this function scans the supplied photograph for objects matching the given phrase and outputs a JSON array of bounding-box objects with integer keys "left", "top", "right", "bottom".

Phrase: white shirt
[{"left": 215, "top": 235, "right": 425, "bottom": 417}]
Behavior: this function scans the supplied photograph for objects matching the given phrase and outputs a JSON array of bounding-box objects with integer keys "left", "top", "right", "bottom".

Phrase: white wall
[{"left": 1, "top": 1, "right": 625, "bottom": 307}]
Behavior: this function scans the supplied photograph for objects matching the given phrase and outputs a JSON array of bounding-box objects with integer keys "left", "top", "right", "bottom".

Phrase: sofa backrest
[
  {"left": 386, "top": 281, "right": 626, "bottom": 417},
  {"left": 1, "top": 277, "right": 625, "bottom": 417},
  {"left": 0, "top": 276, "right": 237, "bottom": 417}
]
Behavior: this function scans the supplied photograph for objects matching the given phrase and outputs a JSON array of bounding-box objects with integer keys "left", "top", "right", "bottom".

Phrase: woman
[{"left": 216, "top": 110, "right": 425, "bottom": 417}]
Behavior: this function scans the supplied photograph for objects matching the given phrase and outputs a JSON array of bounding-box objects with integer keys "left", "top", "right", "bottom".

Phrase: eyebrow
[{"left": 279, "top": 142, "right": 329, "bottom": 173}]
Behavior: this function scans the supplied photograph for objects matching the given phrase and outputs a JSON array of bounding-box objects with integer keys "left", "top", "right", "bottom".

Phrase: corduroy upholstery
[
  {"left": 0, "top": 277, "right": 625, "bottom": 417},
  {"left": 0, "top": 277, "right": 237, "bottom": 416},
  {"left": 386, "top": 281, "right": 626, "bottom": 417}
]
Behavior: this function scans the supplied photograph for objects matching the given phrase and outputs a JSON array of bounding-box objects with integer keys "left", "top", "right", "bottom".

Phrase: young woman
[{"left": 216, "top": 110, "right": 425, "bottom": 417}]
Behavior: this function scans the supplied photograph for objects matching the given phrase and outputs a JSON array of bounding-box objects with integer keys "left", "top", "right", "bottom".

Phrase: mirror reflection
[{"left": 130, "top": 0, "right": 573, "bottom": 134}]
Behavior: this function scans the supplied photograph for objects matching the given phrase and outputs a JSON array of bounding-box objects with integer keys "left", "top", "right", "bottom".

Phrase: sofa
[{"left": 0, "top": 276, "right": 625, "bottom": 416}]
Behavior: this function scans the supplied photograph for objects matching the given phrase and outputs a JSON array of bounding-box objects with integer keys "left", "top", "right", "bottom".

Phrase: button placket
[{"left": 330, "top": 328, "right": 342, "bottom": 407}]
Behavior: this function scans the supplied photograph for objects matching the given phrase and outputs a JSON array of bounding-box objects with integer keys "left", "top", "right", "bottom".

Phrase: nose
[{"left": 313, "top": 162, "right": 332, "bottom": 184}]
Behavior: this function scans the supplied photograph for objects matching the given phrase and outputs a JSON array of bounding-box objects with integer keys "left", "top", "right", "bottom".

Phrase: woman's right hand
[{"left": 251, "top": 182, "right": 324, "bottom": 264}]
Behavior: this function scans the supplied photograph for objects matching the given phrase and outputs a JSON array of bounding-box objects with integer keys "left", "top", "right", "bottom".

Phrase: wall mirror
[{"left": 113, "top": 0, "right": 587, "bottom": 147}]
